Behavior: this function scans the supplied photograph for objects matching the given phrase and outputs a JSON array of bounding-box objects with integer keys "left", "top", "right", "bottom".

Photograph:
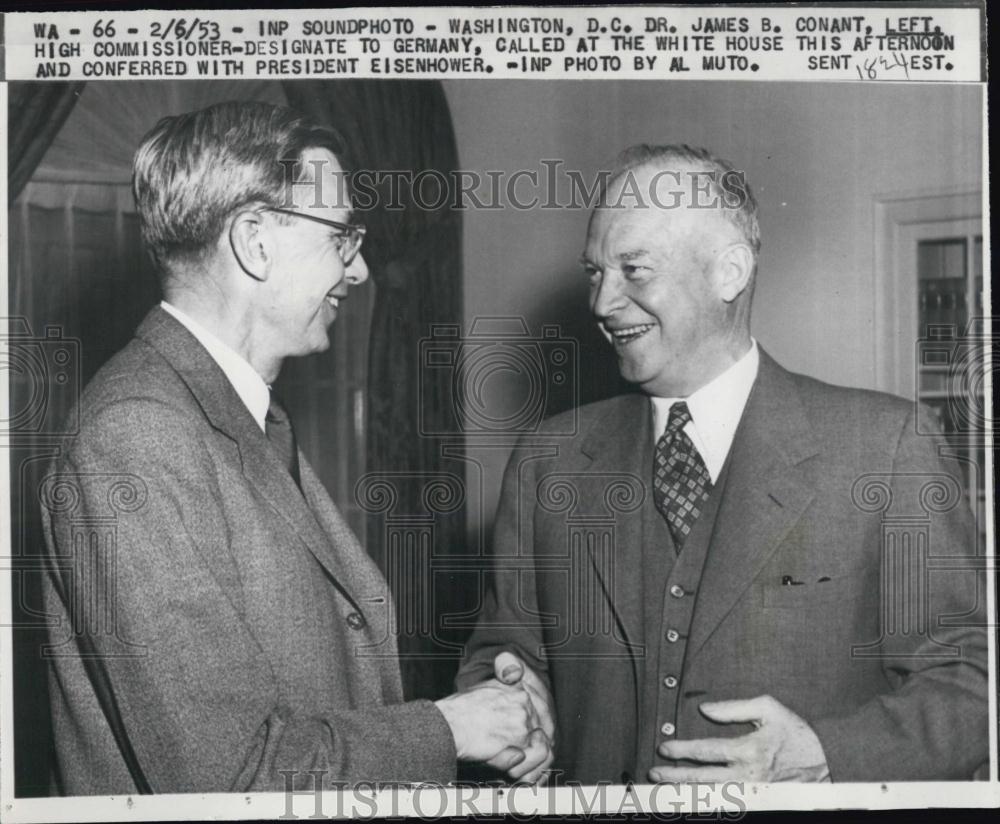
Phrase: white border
[{"left": 0, "top": 4, "right": 996, "bottom": 821}]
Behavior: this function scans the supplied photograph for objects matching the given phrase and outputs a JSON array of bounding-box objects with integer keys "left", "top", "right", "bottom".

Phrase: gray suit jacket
[
  {"left": 457, "top": 350, "right": 988, "bottom": 782},
  {"left": 42, "top": 307, "right": 456, "bottom": 794}
]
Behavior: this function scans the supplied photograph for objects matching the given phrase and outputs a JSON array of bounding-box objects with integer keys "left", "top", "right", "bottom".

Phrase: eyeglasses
[{"left": 261, "top": 207, "right": 366, "bottom": 265}]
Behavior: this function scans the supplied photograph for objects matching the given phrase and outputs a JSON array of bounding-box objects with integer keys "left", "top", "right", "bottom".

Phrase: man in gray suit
[
  {"left": 41, "top": 101, "right": 551, "bottom": 794},
  {"left": 457, "top": 145, "right": 988, "bottom": 782}
]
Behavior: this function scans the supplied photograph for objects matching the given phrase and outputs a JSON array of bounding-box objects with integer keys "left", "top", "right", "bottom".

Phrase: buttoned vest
[{"left": 631, "top": 453, "right": 734, "bottom": 779}]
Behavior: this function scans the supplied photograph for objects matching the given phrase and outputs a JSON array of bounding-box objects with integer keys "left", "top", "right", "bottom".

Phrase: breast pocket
[{"left": 760, "top": 572, "right": 861, "bottom": 609}]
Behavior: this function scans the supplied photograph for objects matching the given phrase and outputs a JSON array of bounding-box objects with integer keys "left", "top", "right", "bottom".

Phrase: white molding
[{"left": 873, "top": 188, "right": 981, "bottom": 396}]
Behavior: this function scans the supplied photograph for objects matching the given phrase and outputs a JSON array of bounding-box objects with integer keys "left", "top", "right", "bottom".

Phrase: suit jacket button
[
  {"left": 620, "top": 770, "right": 633, "bottom": 784},
  {"left": 669, "top": 584, "right": 685, "bottom": 598},
  {"left": 346, "top": 612, "right": 366, "bottom": 630}
]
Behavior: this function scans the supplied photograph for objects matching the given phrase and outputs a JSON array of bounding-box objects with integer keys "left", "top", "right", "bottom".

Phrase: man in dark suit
[
  {"left": 456, "top": 144, "right": 988, "bottom": 782},
  {"left": 41, "top": 101, "right": 551, "bottom": 794}
]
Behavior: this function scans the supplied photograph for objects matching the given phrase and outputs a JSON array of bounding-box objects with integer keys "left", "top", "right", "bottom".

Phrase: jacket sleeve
[
  {"left": 454, "top": 440, "right": 552, "bottom": 695},
  {"left": 810, "top": 403, "right": 990, "bottom": 781},
  {"left": 42, "top": 398, "right": 456, "bottom": 794}
]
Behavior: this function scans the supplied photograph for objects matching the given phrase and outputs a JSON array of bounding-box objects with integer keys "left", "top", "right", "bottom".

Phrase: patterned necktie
[
  {"left": 266, "top": 391, "right": 301, "bottom": 490},
  {"left": 653, "top": 402, "right": 712, "bottom": 550}
]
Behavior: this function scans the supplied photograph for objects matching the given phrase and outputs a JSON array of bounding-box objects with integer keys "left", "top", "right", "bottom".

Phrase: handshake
[{"left": 435, "top": 651, "right": 554, "bottom": 784}]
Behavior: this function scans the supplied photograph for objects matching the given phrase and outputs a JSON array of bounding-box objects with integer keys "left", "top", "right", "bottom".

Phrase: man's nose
[
  {"left": 591, "top": 271, "right": 625, "bottom": 318},
  {"left": 346, "top": 252, "right": 369, "bottom": 286}
]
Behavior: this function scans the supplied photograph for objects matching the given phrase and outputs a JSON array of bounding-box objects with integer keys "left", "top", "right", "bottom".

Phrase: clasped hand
[{"left": 436, "top": 652, "right": 554, "bottom": 784}]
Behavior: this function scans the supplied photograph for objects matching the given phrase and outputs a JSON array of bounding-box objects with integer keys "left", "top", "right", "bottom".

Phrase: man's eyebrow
[{"left": 618, "top": 249, "right": 649, "bottom": 262}]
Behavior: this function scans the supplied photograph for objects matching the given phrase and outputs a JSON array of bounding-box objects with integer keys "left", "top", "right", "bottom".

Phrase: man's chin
[
  {"left": 296, "top": 332, "right": 331, "bottom": 357},
  {"left": 615, "top": 358, "right": 650, "bottom": 388}
]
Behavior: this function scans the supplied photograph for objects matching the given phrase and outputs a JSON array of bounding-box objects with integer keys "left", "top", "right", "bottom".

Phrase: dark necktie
[
  {"left": 653, "top": 402, "right": 712, "bottom": 550},
  {"left": 266, "top": 392, "right": 301, "bottom": 490}
]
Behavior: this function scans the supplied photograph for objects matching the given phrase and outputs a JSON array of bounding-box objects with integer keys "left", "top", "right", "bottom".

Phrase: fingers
[
  {"left": 485, "top": 746, "right": 526, "bottom": 772},
  {"left": 495, "top": 684, "right": 540, "bottom": 750},
  {"left": 658, "top": 735, "right": 744, "bottom": 764},
  {"left": 507, "top": 728, "right": 553, "bottom": 783},
  {"left": 518, "top": 747, "right": 555, "bottom": 785},
  {"left": 698, "top": 695, "right": 777, "bottom": 725},
  {"left": 520, "top": 680, "right": 556, "bottom": 742},
  {"left": 522, "top": 690, "right": 542, "bottom": 733},
  {"left": 490, "top": 653, "right": 556, "bottom": 746},
  {"left": 494, "top": 651, "right": 525, "bottom": 685},
  {"left": 436, "top": 679, "right": 544, "bottom": 762},
  {"left": 649, "top": 765, "right": 735, "bottom": 783}
]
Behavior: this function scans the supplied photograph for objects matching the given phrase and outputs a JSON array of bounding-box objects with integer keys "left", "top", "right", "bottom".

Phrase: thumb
[
  {"left": 494, "top": 651, "right": 524, "bottom": 685},
  {"left": 699, "top": 695, "right": 773, "bottom": 725},
  {"left": 492, "top": 746, "right": 526, "bottom": 771}
]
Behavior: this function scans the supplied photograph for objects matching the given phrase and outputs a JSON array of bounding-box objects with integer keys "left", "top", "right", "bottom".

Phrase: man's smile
[{"left": 606, "top": 322, "right": 656, "bottom": 345}]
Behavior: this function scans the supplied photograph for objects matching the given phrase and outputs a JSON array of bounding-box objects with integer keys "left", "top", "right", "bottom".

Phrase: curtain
[
  {"left": 31, "top": 80, "right": 286, "bottom": 186},
  {"left": 284, "top": 80, "right": 467, "bottom": 701},
  {"left": 7, "top": 82, "right": 84, "bottom": 205},
  {"left": 7, "top": 80, "right": 83, "bottom": 796}
]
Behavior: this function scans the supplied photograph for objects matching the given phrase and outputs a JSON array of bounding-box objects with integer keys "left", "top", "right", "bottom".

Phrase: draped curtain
[
  {"left": 7, "top": 81, "right": 86, "bottom": 798},
  {"left": 7, "top": 83, "right": 85, "bottom": 205},
  {"left": 284, "top": 81, "right": 467, "bottom": 701}
]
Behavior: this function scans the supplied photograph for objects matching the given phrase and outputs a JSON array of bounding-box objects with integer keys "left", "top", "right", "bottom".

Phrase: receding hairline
[{"left": 594, "top": 147, "right": 760, "bottom": 256}]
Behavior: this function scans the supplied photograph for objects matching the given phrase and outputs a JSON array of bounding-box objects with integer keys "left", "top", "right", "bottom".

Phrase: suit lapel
[
  {"left": 578, "top": 394, "right": 652, "bottom": 655},
  {"left": 301, "top": 459, "right": 387, "bottom": 597},
  {"left": 686, "top": 351, "right": 819, "bottom": 661},
  {"left": 135, "top": 308, "right": 364, "bottom": 602}
]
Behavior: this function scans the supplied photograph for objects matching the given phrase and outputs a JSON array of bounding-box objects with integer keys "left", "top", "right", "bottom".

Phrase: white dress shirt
[
  {"left": 160, "top": 301, "right": 270, "bottom": 432},
  {"left": 650, "top": 340, "right": 760, "bottom": 484}
]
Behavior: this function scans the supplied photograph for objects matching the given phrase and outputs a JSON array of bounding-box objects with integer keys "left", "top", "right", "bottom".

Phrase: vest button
[
  {"left": 661, "top": 722, "right": 676, "bottom": 736},
  {"left": 665, "top": 628, "right": 680, "bottom": 643},
  {"left": 664, "top": 675, "right": 678, "bottom": 689},
  {"left": 346, "top": 612, "right": 366, "bottom": 630},
  {"left": 669, "top": 584, "right": 686, "bottom": 598}
]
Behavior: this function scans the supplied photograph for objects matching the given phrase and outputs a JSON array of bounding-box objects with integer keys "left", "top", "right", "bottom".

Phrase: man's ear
[
  {"left": 715, "top": 242, "right": 755, "bottom": 303},
  {"left": 229, "top": 210, "right": 271, "bottom": 281}
]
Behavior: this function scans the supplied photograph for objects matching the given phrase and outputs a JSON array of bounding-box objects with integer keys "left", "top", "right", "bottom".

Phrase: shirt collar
[
  {"left": 650, "top": 339, "right": 760, "bottom": 483},
  {"left": 160, "top": 301, "right": 270, "bottom": 431}
]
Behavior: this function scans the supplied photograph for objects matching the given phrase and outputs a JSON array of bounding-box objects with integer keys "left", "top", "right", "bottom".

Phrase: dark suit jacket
[
  {"left": 41, "top": 307, "right": 456, "bottom": 794},
  {"left": 457, "top": 350, "right": 988, "bottom": 782}
]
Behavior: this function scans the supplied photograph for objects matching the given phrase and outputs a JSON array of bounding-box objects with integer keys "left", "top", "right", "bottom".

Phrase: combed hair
[
  {"left": 610, "top": 143, "right": 761, "bottom": 256},
  {"left": 132, "top": 100, "right": 345, "bottom": 271}
]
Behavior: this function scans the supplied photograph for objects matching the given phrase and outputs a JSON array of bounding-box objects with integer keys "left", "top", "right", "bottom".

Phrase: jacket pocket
[{"left": 760, "top": 573, "right": 860, "bottom": 609}]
